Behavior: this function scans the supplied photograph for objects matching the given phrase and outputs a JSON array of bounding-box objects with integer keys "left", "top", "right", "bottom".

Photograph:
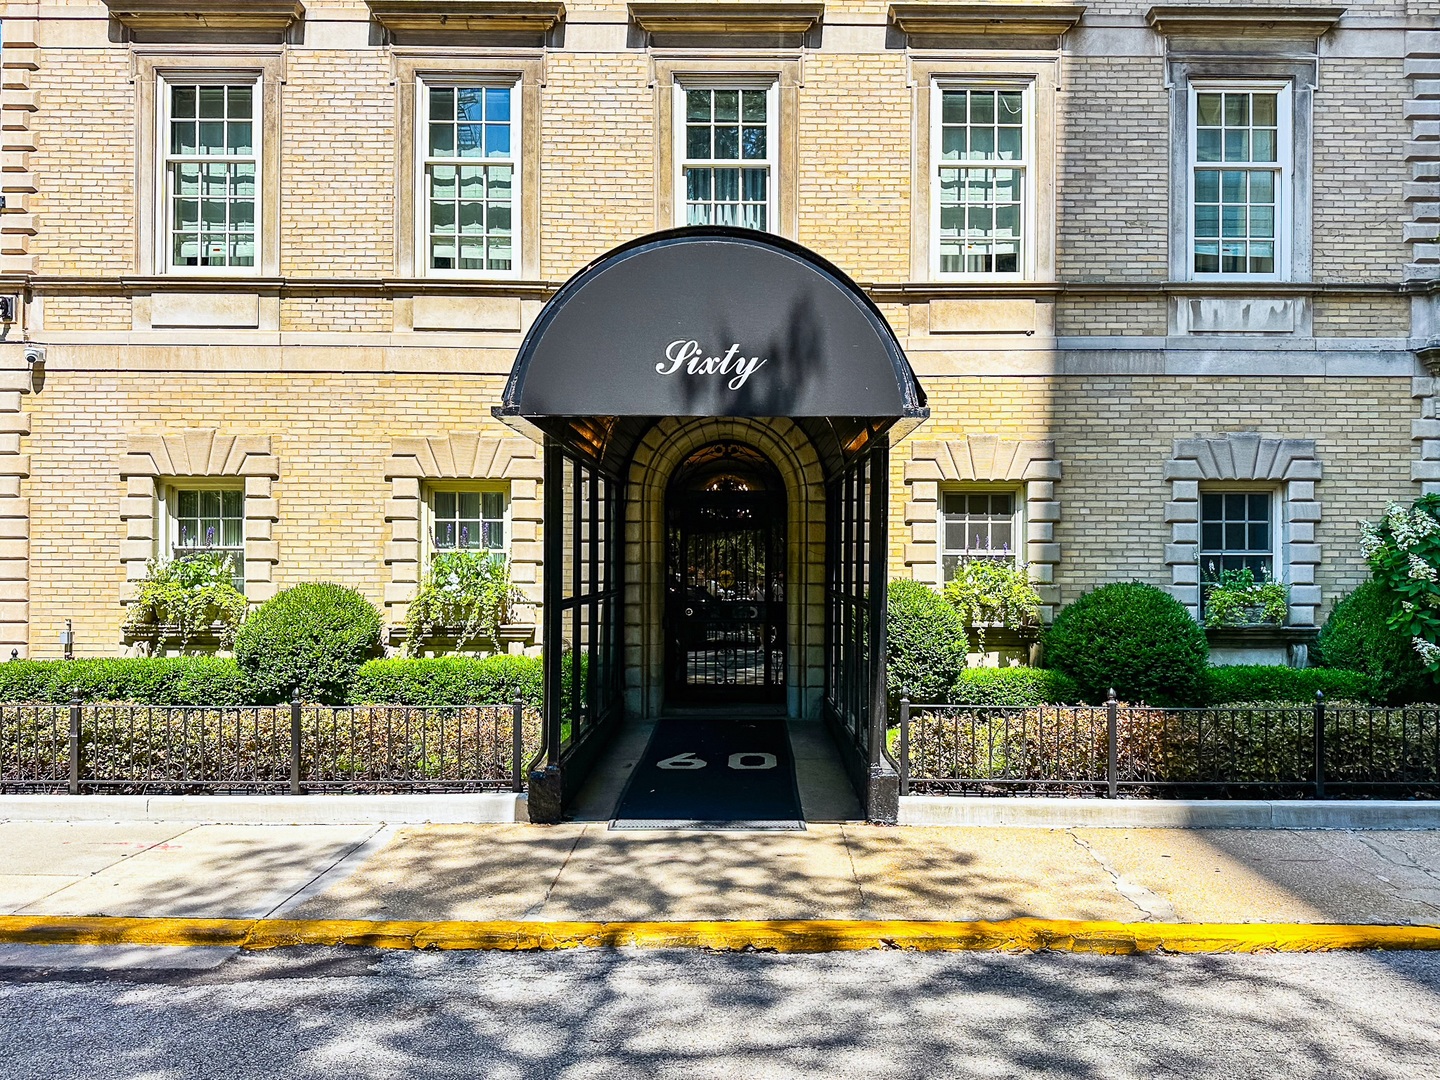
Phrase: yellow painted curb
[{"left": 2, "top": 915, "right": 1440, "bottom": 955}]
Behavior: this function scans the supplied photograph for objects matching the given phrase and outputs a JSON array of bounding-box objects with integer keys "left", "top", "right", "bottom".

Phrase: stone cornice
[
  {"left": 628, "top": 3, "right": 824, "bottom": 36},
  {"left": 367, "top": 1, "right": 566, "bottom": 34},
  {"left": 1145, "top": 5, "right": 1345, "bottom": 39},
  {"left": 104, "top": 0, "right": 305, "bottom": 33},
  {"left": 889, "top": 3, "right": 1086, "bottom": 39}
]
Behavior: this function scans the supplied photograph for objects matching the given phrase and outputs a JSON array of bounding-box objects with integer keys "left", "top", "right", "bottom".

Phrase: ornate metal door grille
[{"left": 665, "top": 443, "right": 786, "bottom": 705}]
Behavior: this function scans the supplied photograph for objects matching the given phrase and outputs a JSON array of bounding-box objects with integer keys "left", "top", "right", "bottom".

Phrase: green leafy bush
[
  {"left": 1201, "top": 567, "right": 1288, "bottom": 628},
  {"left": 350, "top": 656, "right": 542, "bottom": 706},
  {"left": 1043, "top": 582, "right": 1209, "bottom": 707},
  {"left": 941, "top": 559, "right": 1042, "bottom": 652},
  {"left": 123, "top": 553, "right": 249, "bottom": 649},
  {"left": 886, "top": 579, "right": 967, "bottom": 706},
  {"left": 233, "top": 583, "right": 382, "bottom": 703},
  {"left": 1203, "top": 664, "right": 1374, "bottom": 705},
  {"left": 404, "top": 551, "right": 524, "bottom": 654},
  {"left": 0, "top": 657, "right": 249, "bottom": 705},
  {"left": 1315, "top": 581, "right": 1436, "bottom": 704},
  {"left": 948, "top": 666, "right": 1080, "bottom": 706},
  {"left": 1361, "top": 495, "right": 1440, "bottom": 671}
]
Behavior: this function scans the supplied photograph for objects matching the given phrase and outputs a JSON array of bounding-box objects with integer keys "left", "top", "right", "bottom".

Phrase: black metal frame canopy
[{"left": 495, "top": 227, "right": 928, "bottom": 824}]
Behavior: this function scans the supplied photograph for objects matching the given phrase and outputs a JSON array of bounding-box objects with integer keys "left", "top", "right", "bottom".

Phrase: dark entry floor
[
  {"left": 611, "top": 717, "right": 804, "bottom": 830},
  {"left": 568, "top": 714, "right": 862, "bottom": 825}
]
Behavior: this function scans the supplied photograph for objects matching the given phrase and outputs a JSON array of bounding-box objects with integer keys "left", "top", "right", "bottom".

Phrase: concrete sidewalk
[{"left": 2, "top": 820, "right": 1439, "bottom": 928}]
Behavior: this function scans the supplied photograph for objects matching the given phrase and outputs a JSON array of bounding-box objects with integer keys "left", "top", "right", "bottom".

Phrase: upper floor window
[
  {"left": 1189, "top": 84, "right": 1290, "bottom": 279},
  {"left": 421, "top": 82, "right": 518, "bottom": 275},
  {"left": 677, "top": 84, "right": 775, "bottom": 231},
  {"left": 163, "top": 81, "right": 258, "bottom": 272},
  {"left": 934, "top": 86, "right": 1029, "bottom": 277},
  {"left": 940, "top": 488, "right": 1020, "bottom": 582}
]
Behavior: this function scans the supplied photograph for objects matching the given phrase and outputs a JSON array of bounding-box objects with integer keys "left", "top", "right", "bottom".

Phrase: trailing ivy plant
[
  {"left": 1200, "top": 566, "right": 1289, "bottom": 628},
  {"left": 123, "top": 552, "right": 248, "bottom": 650},
  {"left": 404, "top": 550, "right": 523, "bottom": 655},
  {"left": 1360, "top": 493, "right": 1440, "bottom": 672},
  {"left": 941, "top": 559, "right": 1042, "bottom": 655}
]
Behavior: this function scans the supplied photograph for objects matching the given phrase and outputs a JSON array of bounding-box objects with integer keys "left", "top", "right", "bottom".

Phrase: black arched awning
[{"left": 496, "top": 227, "right": 928, "bottom": 477}]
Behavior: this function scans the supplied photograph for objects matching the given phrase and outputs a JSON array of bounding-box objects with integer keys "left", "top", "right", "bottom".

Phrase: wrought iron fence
[
  {"left": 897, "top": 694, "right": 1440, "bottom": 799},
  {"left": 0, "top": 696, "right": 541, "bottom": 794}
]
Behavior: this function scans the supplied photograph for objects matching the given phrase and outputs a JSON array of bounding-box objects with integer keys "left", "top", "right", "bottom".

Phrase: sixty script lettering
[{"left": 656, "top": 340, "right": 768, "bottom": 391}]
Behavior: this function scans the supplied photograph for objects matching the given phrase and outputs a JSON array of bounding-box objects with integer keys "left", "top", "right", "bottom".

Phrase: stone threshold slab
[
  {"left": 0, "top": 794, "right": 528, "bottom": 826},
  {"left": 900, "top": 796, "right": 1440, "bottom": 830}
]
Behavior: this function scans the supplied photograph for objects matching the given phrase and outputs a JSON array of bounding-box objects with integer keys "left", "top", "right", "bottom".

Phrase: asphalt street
[{"left": 2, "top": 947, "right": 1439, "bottom": 1079}]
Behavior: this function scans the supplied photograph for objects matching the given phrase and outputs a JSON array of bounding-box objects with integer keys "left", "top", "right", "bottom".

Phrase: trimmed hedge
[
  {"left": 1043, "top": 582, "right": 1209, "bottom": 707},
  {"left": 1203, "top": 665, "right": 1375, "bottom": 706},
  {"left": 0, "top": 657, "right": 249, "bottom": 705},
  {"left": 234, "top": 583, "right": 383, "bottom": 704},
  {"left": 350, "top": 656, "right": 542, "bottom": 707},
  {"left": 948, "top": 667, "right": 1081, "bottom": 706},
  {"left": 886, "top": 579, "right": 968, "bottom": 709},
  {"left": 1315, "top": 581, "right": 1438, "bottom": 705}
]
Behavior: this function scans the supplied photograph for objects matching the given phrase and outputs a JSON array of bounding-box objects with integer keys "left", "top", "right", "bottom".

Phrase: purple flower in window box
[{"left": 460, "top": 525, "right": 470, "bottom": 549}]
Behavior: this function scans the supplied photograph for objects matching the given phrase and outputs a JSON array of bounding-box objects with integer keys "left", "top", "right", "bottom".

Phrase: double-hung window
[
  {"left": 163, "top": 81, "right": 258, "bottom": 271},
  {"left": 421, "top": 83, "right": 518, "bottom": 274},
  {"left": 939, "top": 489, "right": 1021, "bottom": 582},
  {"left": 431, "top": 488, "right": 508, "bottom": 556},
  {"left": 1190, "top": 84, "right": 1290, "bottom": 278},
  {"left": 934, "top": 86, "right": 1028, "bottom": 277},
  {"left": 1199, "top": 491, "right": 1275, "bottom": 581},
  {"left": 678, "top": 84, "right": 775, "bottom": 231},
  {"left": 167, "top": 486, "right": 246, "bottom": 591}
]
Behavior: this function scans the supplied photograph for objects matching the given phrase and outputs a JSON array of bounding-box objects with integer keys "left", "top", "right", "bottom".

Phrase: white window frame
[
  {"left": 424, "top": 482, "right": 512, "bottom": 566},
  {"left": 159, "top": 478, "right": 248, "bottom": 591},
  {"left": 930, "top": 78, "right": 1034, "bottom": 281},
  {"left": 672, "top": 77, "right": 779, "bottom": 233},
  {"left": 1186, "top": 80, "right": 1292, "bottom": 283},
  {"left": 938, "top": 484, "right": 1025, "bottom": 582},
  {"left": 157, "top": 73, "right": 263, "bottom": 277},
  {"left": 1197, "top": 485, "right": 1284, "bottom": 585},
  {"left": 416, "top": 76, "right": 523, "bottom": 280}
]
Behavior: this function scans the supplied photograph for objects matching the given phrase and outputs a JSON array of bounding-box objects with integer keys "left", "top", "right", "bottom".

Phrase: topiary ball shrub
[
  {"left": 1043, "top": 582, "right": 1209, "bottom": 707},
  {"left": 886, "top": 578, "right": 967, "bottom": 708},
  {"left": 234, "top": 583, "right": 382, "bottom": 703},
  {"left": 1315, "top": 581, "right": 1437, "bottom": 705}
]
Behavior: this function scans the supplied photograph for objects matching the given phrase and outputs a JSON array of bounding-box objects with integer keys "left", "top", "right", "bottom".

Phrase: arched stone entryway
[{"left": 625, "top": 418, "right": 827, "bottom": 721}]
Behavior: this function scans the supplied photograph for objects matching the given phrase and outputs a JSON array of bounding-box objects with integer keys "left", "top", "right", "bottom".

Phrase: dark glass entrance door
[{"left": 665, "top": 443, "right": 786, "bottom": 706}]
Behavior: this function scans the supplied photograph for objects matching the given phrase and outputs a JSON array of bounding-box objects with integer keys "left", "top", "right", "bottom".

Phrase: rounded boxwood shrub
[
  {"left": 234, "top": 583, "right": 382, "bottom": 703},
  {"left": 1202, "top": 664, "right": 1374, "bottom": 706},
  {"left": 949, "top": 666, "right": 1080, "bottom": 706},
  {"left": 1043, "top": 582, "right": 1208, "bottom": 706},
  {"left": 886, "top": 578, "right": 967, "bottom": 707},
  {"left": 1315, "top": 581, "right": 1437, "bottom": 704}
]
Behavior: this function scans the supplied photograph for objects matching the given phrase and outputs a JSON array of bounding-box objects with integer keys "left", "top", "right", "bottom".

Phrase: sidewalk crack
[
  {"left": 1068, "top": 829, "right": 1178, "bottom": 923},
  {"left": 839, "top": 824, "right": 870, "bottom": 918},
  {"left": 523, "top": 825, "right": 586, "bottom": 918}
]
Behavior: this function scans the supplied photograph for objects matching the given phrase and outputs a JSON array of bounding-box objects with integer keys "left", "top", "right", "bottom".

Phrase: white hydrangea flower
[
  {"left": 1409, "top": 554, "right": 1439, "bottom": 582},
  {"left": 1414, "top": 638, "right": 1440, "bottom": 665}
]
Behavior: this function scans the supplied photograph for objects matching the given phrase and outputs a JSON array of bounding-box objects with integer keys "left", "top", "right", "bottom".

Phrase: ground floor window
[
  {"left": 1199, "top": 490, "right": 1274, "bottom": 580},
  {"left": 939, "top": 488, "right": 1020, "bottom": 581},
  {"left": 430, "top": 486, "right": 508, "bottom": 555},
  {"left": 166, "top": 485, "right": 246, "bottom": 590}
]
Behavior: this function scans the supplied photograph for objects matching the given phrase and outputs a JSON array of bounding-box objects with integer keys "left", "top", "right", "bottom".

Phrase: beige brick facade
[{"left": 0, "top": 0, "right": 1427, "bottom": 690}]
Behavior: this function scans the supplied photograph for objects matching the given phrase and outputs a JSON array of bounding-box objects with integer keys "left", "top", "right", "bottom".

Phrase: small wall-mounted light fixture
[
  {"left": 24, "top": 344, "right": 43, "bottom": 393},
  {"left": 61, "top": 618, "right": 74, "bottom": 660}
]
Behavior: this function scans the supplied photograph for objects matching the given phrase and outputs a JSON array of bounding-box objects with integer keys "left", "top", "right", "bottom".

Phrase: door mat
[{"left": 610, "top": 716, "right": 805, "bottom": 831}]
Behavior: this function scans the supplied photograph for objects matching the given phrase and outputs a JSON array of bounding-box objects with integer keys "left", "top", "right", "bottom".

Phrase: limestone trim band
[
  {"left": 2, "top": 915, "right": 1438, "bottom": 956},
  {"left": 1163, "top": 434, "right": 1322, "bottom": 626}
]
